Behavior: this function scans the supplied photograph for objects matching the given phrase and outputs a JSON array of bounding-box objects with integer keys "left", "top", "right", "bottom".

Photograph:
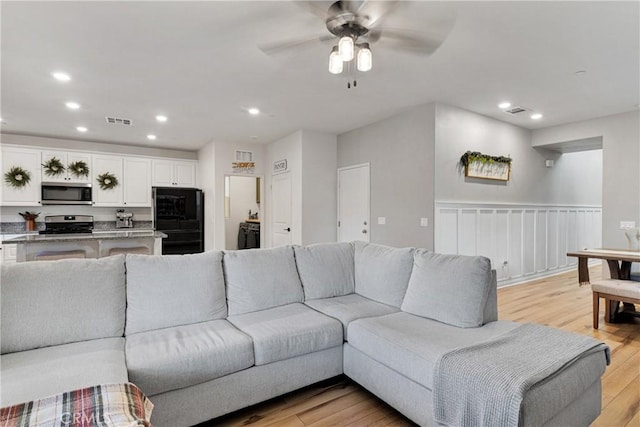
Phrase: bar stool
[
  {"left": 108, "top": 246, "right": 150, "bottom": 256},
  {"left": 34, "top": 250, "right": 86, "bottom": 261},
  {"left": 591, "top": 279, "right": 640, "bottom": 329}
]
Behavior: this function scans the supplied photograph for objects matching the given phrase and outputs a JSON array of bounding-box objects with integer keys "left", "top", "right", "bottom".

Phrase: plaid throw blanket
[{"left": 0, "top": 383, "right": 153, "bottom": 427}]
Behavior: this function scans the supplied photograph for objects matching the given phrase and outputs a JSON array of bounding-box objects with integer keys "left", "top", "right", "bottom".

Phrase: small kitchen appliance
[
  {"left": 115, "top": 209, "right": 134, "bottom": 228},
  {"left": 39, "top": 215, "right": 94, "bottom": 234}
]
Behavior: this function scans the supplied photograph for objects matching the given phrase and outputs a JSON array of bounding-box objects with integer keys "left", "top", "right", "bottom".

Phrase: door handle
[
  {"left": 362, "top": 229, "right": 367, "bottom": 234},
  {"left": 284, "top": 227, "right": 291, "bottom": 232}
]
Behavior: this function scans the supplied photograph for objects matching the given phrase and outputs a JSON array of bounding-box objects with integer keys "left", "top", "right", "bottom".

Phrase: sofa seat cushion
[
  {"left": 228, "top": 303, "right": 343, "bottom": 366},
  {"left": 347, "top": 312, "right": 520, "bottom": 389},
  {"left": 0, "top": 337, "right": 127, "bottom": 407},
  {"left": 126, "top": 320, "right": 254, "bottom": 396},
  {"left": 305, "top": 294, "right": 399, "bottom": 339}
]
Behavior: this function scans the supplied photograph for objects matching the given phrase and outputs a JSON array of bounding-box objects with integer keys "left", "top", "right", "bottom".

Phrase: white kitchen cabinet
[
  {"left": 41, "top": 150, "right": 92, "bottom": 183},
  {"left": 152, "top": 159, "right": 197, "bottom": 187},
  {"left": 1, "top": 241, "right": 19, "bottom": 264},
  {"left": 123, "top": 157, "right": 151, "bottom": 206},
  {"left": 1, "top": 147, "right": 42, "bottom": 206},
  {"left": 93, "top": 154, "right": 124, "bottom": 206},
  {"left": 93, "top": 155, "right": 151, "bottom": 207}
]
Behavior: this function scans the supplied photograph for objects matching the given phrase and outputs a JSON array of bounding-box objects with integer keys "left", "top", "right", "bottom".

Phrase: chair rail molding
[{"left": 435, "top": 201, "right": 603, "bottom": 286}]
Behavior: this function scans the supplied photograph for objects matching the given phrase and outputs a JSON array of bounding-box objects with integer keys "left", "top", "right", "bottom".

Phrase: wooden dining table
[{"left": 567, "top": 248, "right": 640, "bottom": 323}]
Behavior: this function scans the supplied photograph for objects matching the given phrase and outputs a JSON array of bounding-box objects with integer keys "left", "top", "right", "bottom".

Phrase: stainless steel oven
[{"left": 41, "top": 182, "right": 93, "bottom": 205}]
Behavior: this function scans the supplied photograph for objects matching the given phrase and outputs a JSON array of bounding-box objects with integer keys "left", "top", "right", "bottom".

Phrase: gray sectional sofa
[{"left": 0, "top": 242, "right": 609, "bottom": 426}]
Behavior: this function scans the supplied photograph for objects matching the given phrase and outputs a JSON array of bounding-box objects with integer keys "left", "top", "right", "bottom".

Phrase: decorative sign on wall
[
  {"left": 459, "top": 151, "right": 512, "bottom": 181},
  {"left": 232, "top": 162, "right": 255, "bottom": 174},
  {"left": 273, "top": 159, "right": 288, "bottom": 174}
]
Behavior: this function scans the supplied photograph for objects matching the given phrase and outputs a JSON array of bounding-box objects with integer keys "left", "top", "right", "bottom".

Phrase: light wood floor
[{"left": 207, "top": 266, "right": 640, "bottom": 427}]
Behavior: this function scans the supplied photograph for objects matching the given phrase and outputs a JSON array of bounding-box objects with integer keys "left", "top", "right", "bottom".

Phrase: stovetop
[
  {"left": 40, "top": 214, "right": 94, "bottom": 235},
  {"left": 39, "top": 228, "right": 93, "bottom": 235}
]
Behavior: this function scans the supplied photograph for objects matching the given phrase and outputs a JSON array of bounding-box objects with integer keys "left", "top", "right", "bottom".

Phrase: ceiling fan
[{"left": 259, "top": 0, "right": 455, "bottom": 88}]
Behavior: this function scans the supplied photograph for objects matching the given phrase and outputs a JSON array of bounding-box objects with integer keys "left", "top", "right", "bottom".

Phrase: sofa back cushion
[
  {"left": 224, "top": 246, "right": 304, "bottom": 316},
  {"left": 354, "top": 242, "right": 415, "bottom": 307},
  {"left": 295, "top": 242, "right": 355, "bottom": 300},
  {"left": 125, "top": 251, "right": 227, "bottom": 335},
  {"left": 401, "top": 250, "right": 494, "bottom": 328},
  {"left": 1, "top": 255, "right": 126, "bottom": 354}
]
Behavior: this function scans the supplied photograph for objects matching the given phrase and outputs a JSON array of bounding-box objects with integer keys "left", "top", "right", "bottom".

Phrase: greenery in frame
[
  {"left": 68, "top": 160, "right": 90, "bottom": 178},
  {"left": 97, "top": 172, "right": 119, "bottom": 190},
  {"left": 42, "top": 157, "right": 66, "bottom": 177},
  {"left": 4, "top": 166, "right": 31, "bottom": 188},
  {"left": 459, "top": 151, "right": 512, "bottom": 168}
]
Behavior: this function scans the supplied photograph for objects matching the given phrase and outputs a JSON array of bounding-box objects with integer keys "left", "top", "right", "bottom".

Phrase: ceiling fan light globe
[
  {"left": 329, "top": 48, "right": 343, "bottom": 74},
  {"left": 357, "top": 45, "right": 372, "bottom": 72},
  {"left": 338, "top": 36, "right": 354, "bottom": 61}
]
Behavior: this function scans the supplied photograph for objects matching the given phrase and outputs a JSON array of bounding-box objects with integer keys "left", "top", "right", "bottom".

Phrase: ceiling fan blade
[
  {"left": 355, "top": 0, "right": 402, "bottom": 28},
  {"left": 258, "top": 34, "right": 334, "bottom": 56},
  {"left": 368, "top": 28, "right": 447, "bottom": 56},
  {"left": 292, "top": 1, "right": 333, "bottom": 20}
]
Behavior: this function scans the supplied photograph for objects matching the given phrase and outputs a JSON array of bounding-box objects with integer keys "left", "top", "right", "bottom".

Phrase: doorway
[
  {"left": 224, "top": 175, "right": 262, "bottom": 250},
  {"left": 338, "top": 163, "right": 370, "bottom": 242}
]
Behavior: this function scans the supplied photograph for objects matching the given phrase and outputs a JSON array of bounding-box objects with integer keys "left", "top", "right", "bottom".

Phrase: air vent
[
  {"left": 504, "top": 106, "right": 527, "bottom": 115},
  {"left": 105, "top": 116, "right": 133, "bottom": 126}
]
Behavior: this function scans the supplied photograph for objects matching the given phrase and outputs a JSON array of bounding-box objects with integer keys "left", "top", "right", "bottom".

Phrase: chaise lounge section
[{"left": 0, "top": 242, "right": 609, "bottom": 426}]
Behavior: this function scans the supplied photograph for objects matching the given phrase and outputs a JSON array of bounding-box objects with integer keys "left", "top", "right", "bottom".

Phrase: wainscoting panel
[{"left": 435, "top": 202, "right": 602, "bottom": 286}]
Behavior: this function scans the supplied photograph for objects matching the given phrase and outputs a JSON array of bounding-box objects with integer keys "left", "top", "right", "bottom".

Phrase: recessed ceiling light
[
  {"left": 147, "top": 134, "right": 157, "bottom": 140},
  {"left": 156, "top": 115, "right": 168, "bottom": 122},
  {"left": 52, "top": 71, "right": 71, "bottom": 82},
  {"left": 65, "top": 101, "right": 80, "bottom": 110},
  {"left": 76, "top": 126, "right": 87, "bottom": 132},
  {"left": 498, "top": 102, "right": 511, "bottom": 109},
  {"left": 531, "top": 113, "right": 543, "bottom": 120},
  {"left": 248, "top": 108, "right": 260, "bottom": 115}
]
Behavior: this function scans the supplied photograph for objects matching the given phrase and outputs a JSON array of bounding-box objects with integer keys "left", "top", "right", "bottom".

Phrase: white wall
[
  {"left": 1, "top": 133, "right": 197, "bottom": 160},
  {"left": 434, "top": 104, "right": 602, "bottom": 205},
  {"left": 197, "top": 141, "right": 215, "bottom": 250},
  {"left": 210, "top": 141, "right": 265, "bottom": 250},
  {"left": 301, "top": 130, "right": 337, "bottom": 244},
  {"left": 338, "top": 104, "right": 436, "bottom": 249},
  {"left": 532, "top": 110, "right": 639, "bottom": 249},
  {"left": 224, "top": 176, "right": 259, "bottom": 250}
]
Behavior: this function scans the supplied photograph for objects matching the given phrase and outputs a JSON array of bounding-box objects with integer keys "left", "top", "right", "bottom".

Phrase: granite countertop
[
  {"left": 0, "top": 221, "right": 154, "bottom": 235},
  {"left": 3, "top": 230, "right": 167, "bottom": 244}
]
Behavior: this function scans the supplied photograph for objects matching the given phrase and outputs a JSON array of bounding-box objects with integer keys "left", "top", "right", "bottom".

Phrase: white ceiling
[{"left": 1, "top": 1, "right": 638, "bottom": 151}]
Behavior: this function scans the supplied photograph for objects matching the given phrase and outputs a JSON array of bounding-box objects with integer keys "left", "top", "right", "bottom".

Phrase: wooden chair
[{"left": 591, "top": 279, "right": 640, "bottom": 329}]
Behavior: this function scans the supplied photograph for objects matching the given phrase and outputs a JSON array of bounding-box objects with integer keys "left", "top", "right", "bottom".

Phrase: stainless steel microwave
[{"left": 41, "top": 182, "right": 93, "bottom": 205}]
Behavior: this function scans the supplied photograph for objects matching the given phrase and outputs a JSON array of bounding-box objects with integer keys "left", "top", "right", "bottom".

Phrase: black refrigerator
[{"left": 153, "top": 187, "right": 204, "bottom": 255}]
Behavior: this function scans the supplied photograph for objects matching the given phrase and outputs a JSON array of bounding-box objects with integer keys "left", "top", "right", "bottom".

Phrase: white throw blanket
[{"left": 432, "top": 323, "right": 610, "bottom": 427}]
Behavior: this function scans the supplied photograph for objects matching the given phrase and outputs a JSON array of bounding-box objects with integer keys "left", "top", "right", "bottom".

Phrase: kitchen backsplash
[{"left": 0, "top": 220, "right": 154, "bottom": 234}]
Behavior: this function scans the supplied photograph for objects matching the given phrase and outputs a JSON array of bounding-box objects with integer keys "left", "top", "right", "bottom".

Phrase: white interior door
[
  {"left": 338, "top": 164, "right": 370, "bottom": 242},
  {"left": 271, "top": 172, "right": 292, "bottom": 247}
]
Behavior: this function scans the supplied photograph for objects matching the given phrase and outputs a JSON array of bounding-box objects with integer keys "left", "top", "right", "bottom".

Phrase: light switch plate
[
  {"left": 420, "top": 218, "right": 429, "bottom": 227},
  {"left": 378, "top": 217, "right": 386, "bottom": 225},
  {"left": 620, "top": 221, "right": 636, "bottom": 230}
]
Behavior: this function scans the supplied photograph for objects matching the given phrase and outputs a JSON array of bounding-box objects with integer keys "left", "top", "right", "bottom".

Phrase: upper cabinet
[
  {"left": 1, "top": 147, "right": 42, "bottom": 206},
  {"left": 152, "top": 159, "right": 197, "bottom": 188},
  {"left": 41, "top": 150, "right": 92, "bottom": 183},
  {"left": 93, "top": 155, "right": 152, "bottom": 207},
  {"left": 93, "top": 154, "right": 124, "bottom": 206}
]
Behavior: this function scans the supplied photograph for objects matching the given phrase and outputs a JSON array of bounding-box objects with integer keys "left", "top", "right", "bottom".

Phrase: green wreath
[
  {"left": 4, "top": 166, "right": 31, "bottom": 188},
  {"left": 42, "top": 157, "right": 66, "bottom": 177},
  {"left": 68, "top": 160, "right": 90, "bottom": 178},
  {"left": 97, "top": 172, "right": 119, "bottom": 190}
]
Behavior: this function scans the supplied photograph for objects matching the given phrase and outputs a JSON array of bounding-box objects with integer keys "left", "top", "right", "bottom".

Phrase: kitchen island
[{"left": 2, "top": 230, "right": 167, "bottom": 262}]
